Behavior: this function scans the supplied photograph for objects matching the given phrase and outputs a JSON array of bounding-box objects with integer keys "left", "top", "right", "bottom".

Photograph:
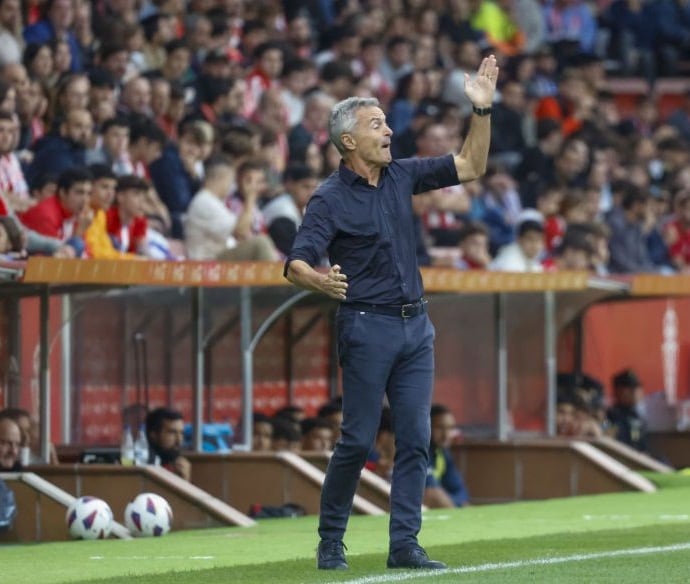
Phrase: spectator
[
  {"left": 185, "top": 156, "right": 276, "bottom": 260},
  {"left": 95, "top": 43, "right": 130, "bottom": 87},
  {"left": 542, "top": 0, "right": 597, "bottom": 59},
  {"left": 0, "top": 215, "right": 25, "bottom": 259},
  {"left": 0, "top": 407, "right": 57, "bottom": 464},
  {"left": 145, "top": 406, "right": 191, "bottom": 481},
  {"left": 20, "top": 166, "right": 93, "bottom": 255},
  {"left": 0, "top": 0, "right": 23, "bottom": 67},
  {"left": 252, "top": 412, "right": 273, "bottom": 452},
  {"left": 86, "top": 116, "right": 132, "bottom": 175},
  {"left": 0, "top": 111, "right": 30, "bottom": 211},
  {"left": 148, "top": 119, "right": 204, "bottom": 238},
  {"left": 104, "top": 175, "right": 149, "bottom": 256},
  {"left": 245, "top": 40, "right": 284, "bottom": 115},
  {"left": 23, "top": 0, "right": 82, "bottom": 71},
  {"left": 379, "top": 36, "right": 414, "bottom": 90},
  {"left": 442, "top": 40, "right": 482, "bottom": 118},
  {"left": 280, "top": 58, "right": 316, "bottom": 128},
  {"left": 607, "top": 369, "right": 648, "bottom": 452},
  {"left": 261, "top": 163, "right": 318, "bottom": 256},
  {"left": 651, "top": 0, "right": 690, "bottom": 77},
  {"left": 456, "top": 221, "right": 492, "bottom": 270},
  {"left": 88, "top": 69, "right": 118, "bottom": 128},
  {"left": 662, "top": 189, "right": 690, "bottom": 273},
  {"left": 388, "top": 71, "right": 429, "bottom": 136},
  {"left": 425, "top": 404, "right": 470, "bottom": 508},
  {"left": 26, "top": 108, "right": 91, "bottom": 188},
  {"left": 547, "top": 230, "right": 593, "bottom": 271},
  {"left": 140, "top": 13, "right": 176, "bottom": 73},
  {"left": 300, "top": 417, "right": 334, "bottom": 452},
  {"left": 606, "top": 184, "right": 656, "bottom": 273},
  {"left": 288, "top": 91, "right": 334, "bottom": 157},
  {"left": 119, "top": 76, "right": 152, "bottom": 118},
  {"left": 469, "top": 0, "right": 525, "bottom": 57},
  {"left": 271, "top": 417, "right": 302, "bottom": 452},
  {"left": 491, "top": 219, "right": 545, "bottom": 272},
  {"left": 490, "top": 79, "right": 528, "bottom": 171},
  {"left": 0, "top": 416, "right": 21, "bottom": 470},
  {"left": 317, "top": 398, "right": 343, "bottom": 444},
  {"left": 602, "top": 0, "right": 656, "bottom": 80}
]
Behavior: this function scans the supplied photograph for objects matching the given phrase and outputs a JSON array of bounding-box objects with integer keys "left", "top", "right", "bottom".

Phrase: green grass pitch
[{"left": 4, "top": 472, "right": 690, "bottom": 584}]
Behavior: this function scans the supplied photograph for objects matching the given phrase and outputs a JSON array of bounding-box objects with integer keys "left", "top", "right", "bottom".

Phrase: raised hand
[
  {"left": 464, "top": 55, "right": 499, "bottom": 108},
  {"left": 320, "top": 264, "right": 348, "bottom": 300}
]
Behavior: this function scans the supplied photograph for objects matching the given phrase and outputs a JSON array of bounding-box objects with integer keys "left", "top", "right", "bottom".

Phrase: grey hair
[{"left": 328, "top": 97, "right": 381, "bottom": 155}]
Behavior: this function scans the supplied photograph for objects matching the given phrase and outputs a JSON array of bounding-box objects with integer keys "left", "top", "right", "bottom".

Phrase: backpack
[{"left": 0, "top": 478, "right": 17, "bottom": 532}]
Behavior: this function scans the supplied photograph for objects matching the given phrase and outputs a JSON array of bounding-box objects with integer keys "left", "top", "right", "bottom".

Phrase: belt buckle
[{"left": 401, "top": 303, "right": 414, "bottom": 318}]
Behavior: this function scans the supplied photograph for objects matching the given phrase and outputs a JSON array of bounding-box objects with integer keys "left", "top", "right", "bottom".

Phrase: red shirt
[
  {"left": 544, "top": 215, "right": 565, "bottom": 252},
  {"left": 105, "top": 207, "right": 147, "bottom": 253},
  {"left": 19, "top": 194, "right": 74, "bottom": 239},
  {"left": 664, "top": 219, "right": 690, "bottom": 265}
]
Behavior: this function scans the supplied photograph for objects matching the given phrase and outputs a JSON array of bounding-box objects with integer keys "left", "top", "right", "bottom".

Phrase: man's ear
[{"left": 341, "top": 133, "right": 356, "bottom": 151}]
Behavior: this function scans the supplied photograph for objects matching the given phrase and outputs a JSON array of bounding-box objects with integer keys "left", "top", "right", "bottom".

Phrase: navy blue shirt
[{"left": 286, "top": 155, "right": 459, "bottom": 304}]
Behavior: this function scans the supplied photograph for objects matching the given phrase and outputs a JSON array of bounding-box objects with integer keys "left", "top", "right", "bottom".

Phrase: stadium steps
[
  {"left": 189, "top": 451, "right": 386, "bottom": 516},
  {"left": 452, "top": 439, "right": 657, "bottom": 504},
  {"left": 0, "top": 471, "right": 131, "bottom": 543}
]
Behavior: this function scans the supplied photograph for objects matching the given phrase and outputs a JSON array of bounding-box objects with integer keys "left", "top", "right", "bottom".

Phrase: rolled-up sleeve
[{"left": 283, "top": 195, "right": 336, "bottom": 276}]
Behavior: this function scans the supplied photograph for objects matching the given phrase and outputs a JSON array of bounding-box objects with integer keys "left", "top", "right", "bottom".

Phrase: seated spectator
[
  {"left": 425, "top": 404, "right": 469, "bottom": 508},
  {"left": 23, "top": 0, "right": 83, "bottom": 71},
  {"left": 0, "top": 407, "right": 58, "bottom": 464},
  {"left": 86, "top": 116, "right": 133, "bottom": 176},
  {"left": 145, "top": 406, "right": 191, "bottom": 481},
  {"left": 271, "top": 417, "right": 302, "bottom": 452},
  {"left": 261, "top": 164, "right": 318, "bottom": 257},
  {"left": 491, "top": 219, "right": 545, "bottom": 272},
  {"left": 317, "top": 398, "right": 343, "bottom": 444},
  {"left": 26, "top": 108, "right": 92, "bottom": 190},
  {"left": 455, "top": 221, "right": 492, "bottom": 270},
  {"left": 662, "top": 189, "right": 690, "bottom": 273},
  {"left": 105, "top": 175, "right": 149, "bottom": 256},
  {"left": 0, "top": 416, "right": 21, "bottom": 471},
  {"left": 300, "top": 417, "right": 334, "bottom": 452},
  {"left": 607, "top": 369, "right": 648, "bottom": 452},
  {"left": 365, "top": 407, "right": 395, "bottom": 481},
  {"left": 252, "top": 412, "right": 273, "bottom": 452},
  {"left": 546, "top": 231, "right": 594, "bottom": 271},
  {"left": 185, "top": 156, "right": 277, "bottom": 260},
  {"left": 0, "top": 112, "right": 30, "bottom": 212},
  {"left": 20, "top": 166, "right": 93, "bottom": 256}
]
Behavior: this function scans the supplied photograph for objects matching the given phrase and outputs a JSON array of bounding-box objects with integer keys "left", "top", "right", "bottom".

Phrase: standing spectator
[
  {"left": 262, "top": 164, "right": 317, "bottom": 257},
  {"left": 26, "top": 108, "right": 91, "bottom": 187},
  {"left": 23, "top": 0, "right": 82, "bottom": 71},
  {"left": 424, "top": 404, "right": 470, "bottom": 508},
  {"left": 607, "top": 369, "right": 648, "bottom": 453},
  {"left": 145, "top": 407, "right": 191, "bottom": 481}
]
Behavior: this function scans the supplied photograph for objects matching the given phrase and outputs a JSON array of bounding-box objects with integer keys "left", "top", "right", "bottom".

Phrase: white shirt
[
  {"left": 184, "top": 188, "right": 238, "bottom": 260},
  {"left": 490, "top": 242, "right": 544, "bottom": 273}
]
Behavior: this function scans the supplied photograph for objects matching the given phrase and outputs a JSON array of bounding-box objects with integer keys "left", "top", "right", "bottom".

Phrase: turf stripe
[{"left": 328, "top": 542, "right": 690, "bottom": 584}]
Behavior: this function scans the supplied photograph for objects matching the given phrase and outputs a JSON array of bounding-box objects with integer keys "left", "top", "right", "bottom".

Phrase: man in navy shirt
[{"left": 285, "top": 55, "right": 498, "bottom": 571}]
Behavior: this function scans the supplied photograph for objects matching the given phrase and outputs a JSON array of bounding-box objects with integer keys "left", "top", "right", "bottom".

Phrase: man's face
[
  {"left": 559, "top": 248, "right": 590, "bottom": 270},
  {"left": 461, "top": 233, "right": 489, "bottom": 265},
  {"left": 60, "top": 180, "right": 91, "bottom": 215},
  {"left": 418, "top": 125, "right": 449, "bottom": 157},
  {"left": 259, "top": 49, "right": 283, "bottom": 79},
  {"left": 62, "top": 110, "right": 92, "bottom": 145},
  {"left": 166, "top": 48, "right": 191, "bottom": 80},
  {"left": 104, "top": 51, "right": 129, "bottom": 82},
  {"left": 240, "top": 169, "right": 267, "bottom": 197},
  {"left": 556, "top": 403, "right": 576, "bottom": 436},
  {"left": 124, "top": 79, "right": 151, "bottom": 114},
  {"left": 302, "top": 427, "right": 333, "bottom": 451},
  {"left": 287, "top": 177, "right": 318, "bottom": 209},
  {"left": 150, "top": 418, "right": 184, "bottom": 452},
  {"left": 117, "top": 188, "right": 145, "bottom": 218},
  {"left": 0, "top": 118, "right": 14, "bottom": 154},
  {"left": 64, "top": 77, "right": 90, "bottom": 111},
  {"left": 103, "top": 125, "right": 129, "bottom": 157},
  {"left": 0, "top": 0, "right": 19, "bottom": 28},
  {"left": 519, "top": 231, "right": 544, "bottom": 260},
  {"left": 50, "top": 0, "right": 73, "bottom": 29},
  {"left": 431, "top": 412, "right": 455, "bottom": 449},
  {"left": 227, "top": 80, "right": 246, "bottom": 114},
  {"left": 344, "top": 106, "right": 392, "bottom": 167},
  {"left": 91, "top": 177, "right": 116, "bottom": 210},
  {"left": 252, "top": 421, "right": 273, "bottom": 451},
  {"left": 0, "top": 418, "right": 21, "bottom": 469}
]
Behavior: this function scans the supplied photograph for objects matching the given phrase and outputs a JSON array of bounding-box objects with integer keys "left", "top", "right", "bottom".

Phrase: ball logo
[
  {"left": 131, "top": 511, "right": 143, "bottom": 531},
  {"left": 146, "top": 497, "right": 156, "bottom": 514},
  {"left": 67, "top": 509, "right": 77, "bottom": 528},
  {"left": 82, "top": 510, "right": 98, "bottom": 530}
]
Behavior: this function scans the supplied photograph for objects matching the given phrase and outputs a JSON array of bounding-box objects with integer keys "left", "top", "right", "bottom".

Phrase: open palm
[{"left": 464, "top": 55, "right": 499, "bottom": 108}]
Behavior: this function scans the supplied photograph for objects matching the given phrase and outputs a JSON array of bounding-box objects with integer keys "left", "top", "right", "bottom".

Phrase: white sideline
[{"left": 326, "top": 542, "right": 690, "bottom": 584}]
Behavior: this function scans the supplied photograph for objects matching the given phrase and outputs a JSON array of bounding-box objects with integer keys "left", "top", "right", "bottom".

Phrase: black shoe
[
  {"left": 387, "top": 545, "right": 447, "bottom": 570},
  {"left": 317, "top": 539, "right": 348, "bottom": 570}
]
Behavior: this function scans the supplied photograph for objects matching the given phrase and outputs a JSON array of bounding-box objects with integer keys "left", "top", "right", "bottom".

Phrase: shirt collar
[{"left": 338, "top": 160, "right": 387, "bottom": 187}]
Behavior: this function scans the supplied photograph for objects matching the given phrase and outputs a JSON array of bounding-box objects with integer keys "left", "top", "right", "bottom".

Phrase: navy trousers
[{"left": 318, "top": 306, "right": 435, "bottom": 552}]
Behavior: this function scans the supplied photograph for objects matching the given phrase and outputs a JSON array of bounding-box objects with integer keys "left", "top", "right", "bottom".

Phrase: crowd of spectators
[{"left": 0, "top": 0, "right": 688, "bottom": 274}]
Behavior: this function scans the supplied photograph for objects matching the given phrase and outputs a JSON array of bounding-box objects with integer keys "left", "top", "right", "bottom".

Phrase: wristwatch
[{"left": 472, "top": 105, "right": 492, "bottom": 116}]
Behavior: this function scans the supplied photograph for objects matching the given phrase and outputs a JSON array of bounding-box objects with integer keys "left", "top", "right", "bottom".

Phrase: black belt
[{"left": 342, "top": 298, "right": 428, "bottom": 318}]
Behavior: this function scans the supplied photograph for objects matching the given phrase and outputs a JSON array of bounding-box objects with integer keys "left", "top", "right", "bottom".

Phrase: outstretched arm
[
  {"left": 286, "top": 260, "right": 348, "bottom": 301},
  {"left": 454, "top": 55, "right": 498, "bottom": 182}
]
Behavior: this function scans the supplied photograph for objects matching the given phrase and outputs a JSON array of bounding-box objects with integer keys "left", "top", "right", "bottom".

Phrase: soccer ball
[
  {"left": 66, "top": 496, "right": 113, "bottom": 540},
  {"left": 124, "top": 493, "right": 173, "bottom": 537}
]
